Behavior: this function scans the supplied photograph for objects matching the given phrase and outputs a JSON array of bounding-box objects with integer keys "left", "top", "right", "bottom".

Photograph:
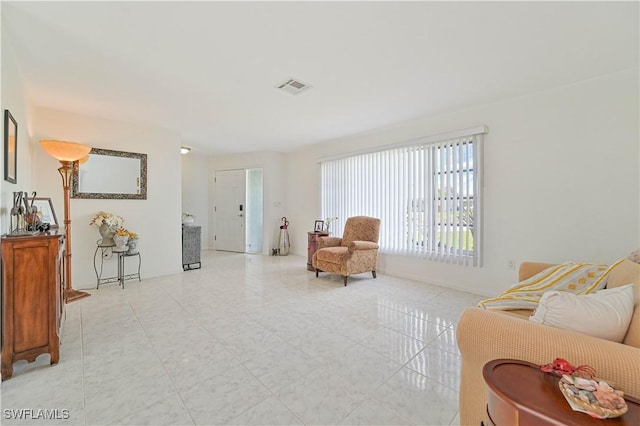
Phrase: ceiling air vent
[{"left": 276, "top": 77, "right": 311, "bottom": 95}]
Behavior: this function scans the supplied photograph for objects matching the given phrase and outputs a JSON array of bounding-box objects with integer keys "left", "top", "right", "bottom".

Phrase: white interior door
[{"left": 215, "top": 169, "right": 246, "bottom": 252}]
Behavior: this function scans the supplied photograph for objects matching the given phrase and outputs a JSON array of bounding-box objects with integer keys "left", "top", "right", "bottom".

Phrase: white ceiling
[{"left": 3, "top": 1, "right": 638, "bottom": 155}]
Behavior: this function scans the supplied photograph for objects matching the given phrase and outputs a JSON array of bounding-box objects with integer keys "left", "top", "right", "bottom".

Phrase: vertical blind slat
[
  {"left": 453, "top": 142, "right": 458, "bottom": 262},
  {"left": 423, "top": 145, "right": 429, "bottom": 258},
  {"left": 464, "top": 140, "right": 471, "bottom": 266},
  {"left": 440, "top": 142, "right": 446, "bottom": 260}
]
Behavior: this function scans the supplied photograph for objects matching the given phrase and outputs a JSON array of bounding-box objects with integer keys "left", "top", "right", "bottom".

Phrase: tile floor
[{"left": 1, "top": 251, "right": 483, "bottom": 426}]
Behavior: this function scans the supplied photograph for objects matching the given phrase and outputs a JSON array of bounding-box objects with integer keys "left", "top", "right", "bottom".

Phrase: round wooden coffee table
[{"left": 483, "top": 359, "right": 640, "bottom": 426}]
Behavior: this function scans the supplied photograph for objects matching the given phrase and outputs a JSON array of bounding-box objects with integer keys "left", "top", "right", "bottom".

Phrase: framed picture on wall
[
  {"left": 4, "top": 110, "right": 17, "bottom": 184},
  {"left": 314, "top": 220, "right": 324, "bottom": 232},
  {"left": 32, "top": 198, "right": 59, "bottom": 229}
]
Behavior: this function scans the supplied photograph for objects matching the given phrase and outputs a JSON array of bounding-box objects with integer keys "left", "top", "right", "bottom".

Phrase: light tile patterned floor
[{"left": 0, "top": 251, "right": 483, "bottom": 425}]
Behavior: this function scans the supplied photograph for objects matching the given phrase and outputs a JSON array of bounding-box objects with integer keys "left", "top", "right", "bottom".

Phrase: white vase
[
  {"left": 127, "top": 238, "right": 139, "bottom": 254},
  {"left": 98, "top": 223, "right": 117, "bottom": 246},
  {"left": 113, "top": 235, "right": 129, "bottom": 251}
]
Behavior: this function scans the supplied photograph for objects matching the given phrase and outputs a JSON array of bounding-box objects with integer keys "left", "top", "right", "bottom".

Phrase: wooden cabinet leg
[
  {"left": 2, "top": 360, "right": 13, "bottom": 381},
  {"left": 50, "top": 348, "right": 60, "bottom": 365}
]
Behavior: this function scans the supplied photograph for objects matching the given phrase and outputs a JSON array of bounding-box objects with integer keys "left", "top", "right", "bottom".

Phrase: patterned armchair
[{"left": 312, "top": 216, "right": 380, "bottom": 286}]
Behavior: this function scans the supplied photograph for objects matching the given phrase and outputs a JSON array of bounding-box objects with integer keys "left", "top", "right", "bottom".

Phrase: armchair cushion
[{"left": 315, "top": 246, "right": 349, "bottom": 264}]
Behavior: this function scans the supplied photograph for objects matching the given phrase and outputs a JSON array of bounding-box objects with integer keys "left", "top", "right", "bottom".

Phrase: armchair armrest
[
  {"left": 318, "top": 236, "right": 342, "bottom": 249},
  {"left": 456, "top": 307, "right": 640, "bottom": 426},
  {"left": 348, "top": 240, "right": 379, "bottom": 253}
]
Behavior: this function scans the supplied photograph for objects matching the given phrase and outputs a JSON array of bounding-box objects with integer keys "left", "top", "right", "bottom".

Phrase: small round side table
[{"left": 482, "top": 359, "right": 640, "bottom": 426}]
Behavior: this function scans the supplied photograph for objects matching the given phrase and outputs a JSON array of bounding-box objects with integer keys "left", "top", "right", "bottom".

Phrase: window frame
[{"left": 319, "top": 126, "right": 487, "bottom": 266}]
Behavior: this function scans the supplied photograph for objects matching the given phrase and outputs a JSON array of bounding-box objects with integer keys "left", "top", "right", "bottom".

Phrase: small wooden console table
[
  {"left": 483, "top": 359, "right": 640, "bottom": 426},
  {"left": 307, "top": 231, "right": 328, "bottom": 271}
]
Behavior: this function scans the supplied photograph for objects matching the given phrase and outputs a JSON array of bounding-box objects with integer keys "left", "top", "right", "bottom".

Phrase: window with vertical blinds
[{"left": 320, "top": 126, "right": 486, "bottom": 266}]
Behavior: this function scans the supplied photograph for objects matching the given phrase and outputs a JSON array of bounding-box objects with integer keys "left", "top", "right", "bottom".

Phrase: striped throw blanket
[{"left": 478, "top": 259, "right": 625, "bottom": 310}]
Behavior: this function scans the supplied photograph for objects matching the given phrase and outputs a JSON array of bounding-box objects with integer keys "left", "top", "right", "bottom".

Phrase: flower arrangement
[
  {"left": 114, "top": 227, "right": 129, "bottom": 237},
  {"left": 324, "top": 216, "right": 338, "bottom": 233},
  {"left": 127, "top": 230, "right": 138, "bottom": 240},
  {"left": 90, "top": 211, "right": 124, "bottom": 228}
]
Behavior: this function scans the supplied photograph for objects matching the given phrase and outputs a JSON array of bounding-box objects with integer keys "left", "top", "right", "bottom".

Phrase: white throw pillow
[{"left": 529, "top": 284, "right": 635, "bottom": 343}]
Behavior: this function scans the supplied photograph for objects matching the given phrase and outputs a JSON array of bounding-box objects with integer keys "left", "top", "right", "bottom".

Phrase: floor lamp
[{"left": 40, "top": 140, "right": 92, "bottom": 303}]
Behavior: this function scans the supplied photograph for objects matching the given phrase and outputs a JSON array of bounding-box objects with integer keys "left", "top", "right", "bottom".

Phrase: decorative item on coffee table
[{"left": 540, "top": 358, "right": 629, "bottom": 419}]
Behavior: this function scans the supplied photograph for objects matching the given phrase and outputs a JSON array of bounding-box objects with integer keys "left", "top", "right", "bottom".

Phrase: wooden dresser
[
  {"left": 307, "top": 231, "right": 329, "bottom": 271},
  {"left": 1, "top": 232, "right": 65, "bottom": 380}
]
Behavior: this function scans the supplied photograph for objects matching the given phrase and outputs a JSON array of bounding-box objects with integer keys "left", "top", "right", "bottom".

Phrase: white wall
[
  {"left": 286, "top": 70, "right": 640, "bottom": 296},
  {"left": 182, "top": 152, "right": 210, "bottom": 247},
  {"left": 1, "top": 27, "right": 36, "bottom": 235},
  {"left": 208, "top": 152, "right": 286, "bottom": 254},
  {"left": 33, "top": 108, "right": 183, "bottom": 289}
]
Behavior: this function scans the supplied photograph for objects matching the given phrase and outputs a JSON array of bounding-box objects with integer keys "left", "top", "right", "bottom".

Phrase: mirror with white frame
[{"left": 71, "top": 148, "right": 147, "bottom": 199}]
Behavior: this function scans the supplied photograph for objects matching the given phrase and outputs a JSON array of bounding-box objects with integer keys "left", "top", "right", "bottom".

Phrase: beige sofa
[{"left": 456, "top": 259, "right": 640, "bottom": 426}]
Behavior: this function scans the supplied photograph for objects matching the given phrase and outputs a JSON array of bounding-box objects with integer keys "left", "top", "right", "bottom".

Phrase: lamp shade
[{"left": 40, "top": 140, "right": 91, "bottom": 161}]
